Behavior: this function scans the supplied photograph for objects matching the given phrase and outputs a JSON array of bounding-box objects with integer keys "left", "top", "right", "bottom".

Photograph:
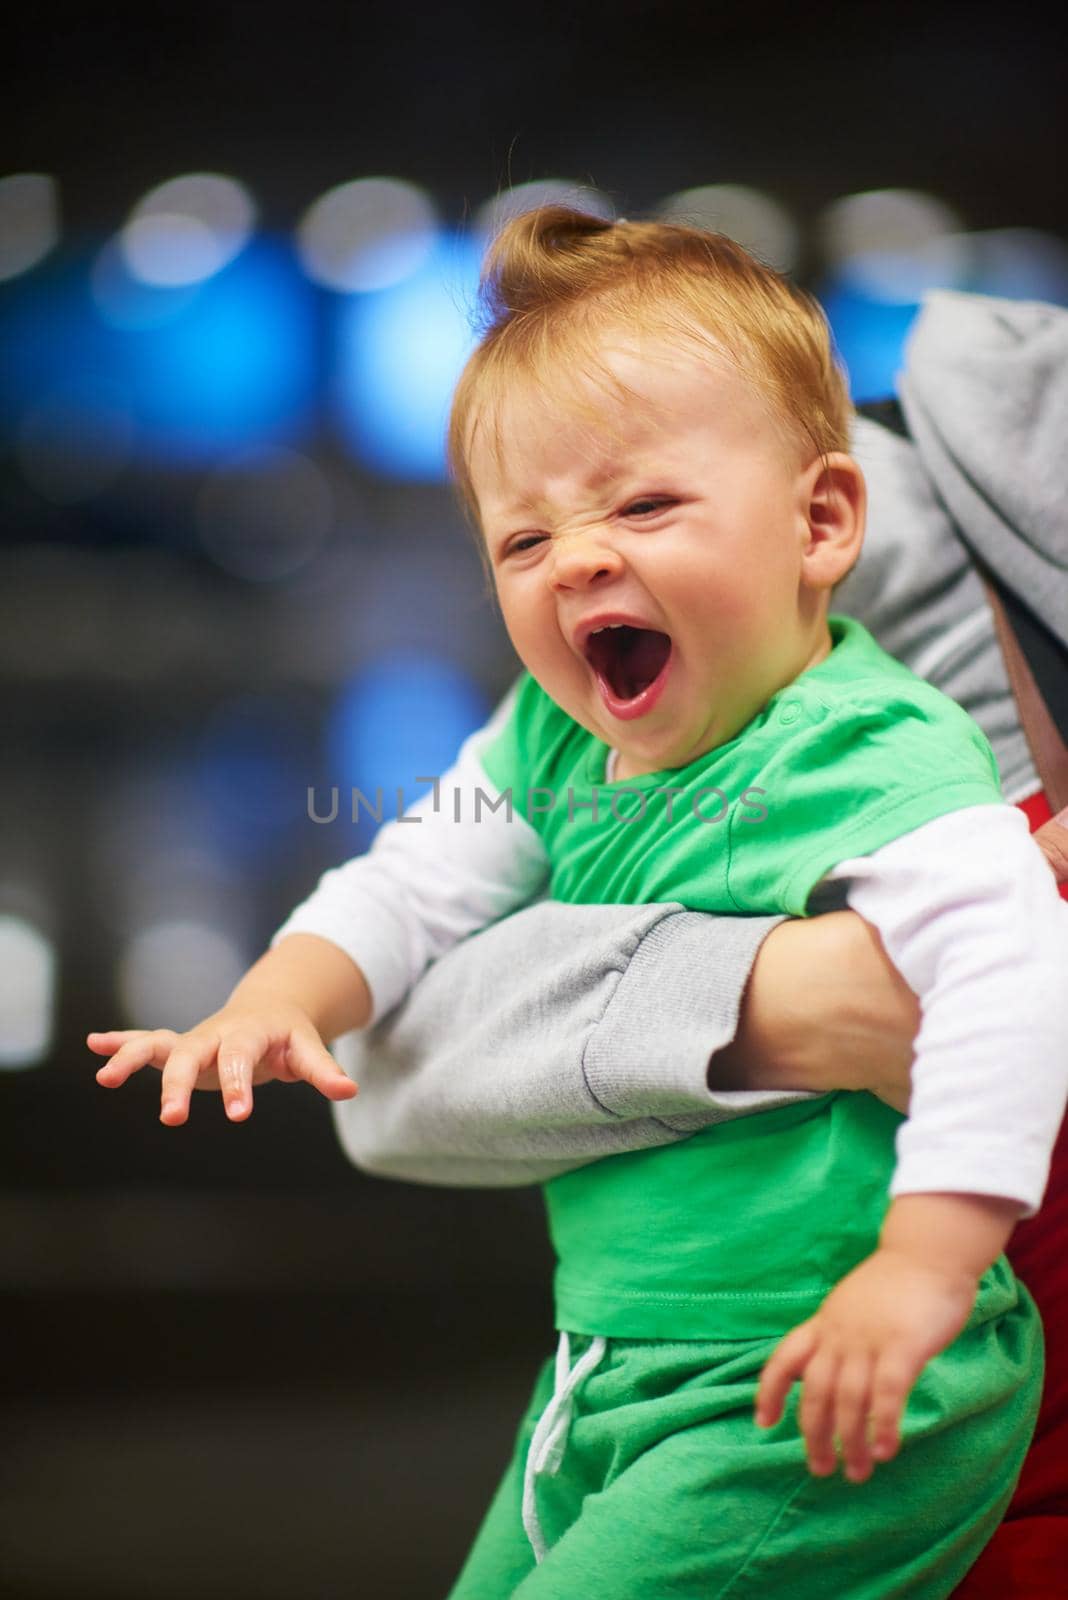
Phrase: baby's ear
[{"left": 800, "top": 453, "right": 866, "bottom": 590}]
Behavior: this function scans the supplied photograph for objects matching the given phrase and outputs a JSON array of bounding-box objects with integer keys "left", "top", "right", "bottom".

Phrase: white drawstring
[{"left": 521, "top": 1331, "right": 607, "bottom": 1563}]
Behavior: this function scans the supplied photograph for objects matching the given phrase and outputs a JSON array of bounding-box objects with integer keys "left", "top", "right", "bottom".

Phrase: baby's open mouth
[{"left": 584, "top": 625, "right": 672, "bottom": 703}]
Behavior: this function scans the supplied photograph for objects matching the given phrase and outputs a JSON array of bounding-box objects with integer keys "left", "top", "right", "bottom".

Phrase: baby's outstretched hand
[
  {"left": 88, "top": 1002, "right": 358, "bottom": 1126},
  {"left": 754, "top": 1247, "right": 977, "bottom": 1483}
]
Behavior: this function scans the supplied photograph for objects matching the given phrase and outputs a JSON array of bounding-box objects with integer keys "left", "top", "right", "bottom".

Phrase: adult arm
[
  {"left": 331, "top": 899, "right": 921, "bottom": 1186},
  {"left": 331, "top": 794, "right": 1064, "bottom": 1188}
]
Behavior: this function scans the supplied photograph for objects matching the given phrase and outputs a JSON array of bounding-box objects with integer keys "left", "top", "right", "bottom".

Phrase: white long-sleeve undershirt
[
  {"left": 820, "top": 805, "right": 1068, "bottom": 1217},
  {"left": 272, "top": 683, "right": 548, "bottom": 1024},
  {"left": 273, "top": 718, "right": 1068, "bottom": 1218}
]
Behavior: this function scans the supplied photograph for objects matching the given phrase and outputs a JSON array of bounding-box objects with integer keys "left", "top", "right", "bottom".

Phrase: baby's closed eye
[{"left": 622, "top": 497, "right": 676, "bottom": 517}]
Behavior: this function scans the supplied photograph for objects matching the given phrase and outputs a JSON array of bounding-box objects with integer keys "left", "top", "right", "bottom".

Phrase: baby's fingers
[
  {"left": 159, "top": 1036, "right": 220, "bottom": 1126},
  {"left": 215, "top": 1031, "right": 270, "bottom": 1122},
  {"left": 867, "top": 1348, "right": 915, "bottom": 1465},
  {"left": 91, "top": 1030, "right": 180, "bottom": 1085},
  {"left": 283, "top": 1030, "right": 358, "bottom": 1102},
  {"left": 798, "top": 1350, "right": 840, "bottom": 1476},
  {"left": 88, "top": 1030, "right": 159, "bottom": 1054},
  {"left": 755, "top": 1320, "right": 819, "bottom": 1430},
  {"left": 834, "top": 1354, "right": 876, "bottom": 1483}
]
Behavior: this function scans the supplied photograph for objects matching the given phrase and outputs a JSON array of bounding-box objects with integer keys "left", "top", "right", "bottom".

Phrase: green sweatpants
[{"left": 448, "top": 1292, "right": 1042, "bottom": 1599}]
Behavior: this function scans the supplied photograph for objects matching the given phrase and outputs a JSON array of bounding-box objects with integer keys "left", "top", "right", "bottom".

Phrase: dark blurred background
[{"left": 2, "top": 5, "right": 1066, "bottom": 1597}]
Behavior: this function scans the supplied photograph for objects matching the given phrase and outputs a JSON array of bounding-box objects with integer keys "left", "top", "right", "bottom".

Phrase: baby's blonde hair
[{"left": 448, "top": 205, "right": 852, "bottom": 560}]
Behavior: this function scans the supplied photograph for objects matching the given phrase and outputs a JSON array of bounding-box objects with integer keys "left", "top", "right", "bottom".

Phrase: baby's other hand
[
  {"left": 87, "top": 1002, "right": 357, "bottom": 1126},
  {"left": 754, "top": 1248, "right": 977, "bottom": 1484}
]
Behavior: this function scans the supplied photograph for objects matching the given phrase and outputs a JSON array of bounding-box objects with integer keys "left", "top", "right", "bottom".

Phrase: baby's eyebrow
[
  {"left": 497, "top": 459, "right": 640, "bottom": 520},
  {"left": 483, "top": 442, "right": 676, "bottom": 533}
]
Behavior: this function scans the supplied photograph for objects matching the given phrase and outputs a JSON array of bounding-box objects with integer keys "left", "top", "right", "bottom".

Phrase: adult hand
[
  {"left": 1035, "top": 806, "right": 1068, "bottom": 883},
  {"left": 713, "top": 912, "right": 920, "bottom": 1114}
]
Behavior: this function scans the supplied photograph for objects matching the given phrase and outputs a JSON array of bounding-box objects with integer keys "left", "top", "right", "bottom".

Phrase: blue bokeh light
[
  {"left": 330, "top": 230, "right": 484, "bottom": 480},
  {"left": 193, "top": 694, "right": 320, "bottom": 867},
  {"left": 817, "top": 280, "right": 920, "bottom": 403},
  {"left": 0, "top": 240, "right": 317, "bottom": 465},
  {"left": 324, "top": 653, "right": 491, "bottom": 848}
]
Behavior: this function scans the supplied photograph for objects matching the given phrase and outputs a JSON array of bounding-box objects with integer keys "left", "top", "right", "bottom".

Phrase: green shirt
[{"left": 481, "top": 615, "right": 1014, "bottom": 1338}]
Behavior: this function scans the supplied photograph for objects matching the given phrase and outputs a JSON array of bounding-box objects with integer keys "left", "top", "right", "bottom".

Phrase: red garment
[{"left": 952, "top": 791, "right": 1068, "bottom": 1598}]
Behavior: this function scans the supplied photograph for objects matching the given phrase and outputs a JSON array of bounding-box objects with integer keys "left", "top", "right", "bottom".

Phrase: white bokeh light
[
  {"left": 655, "top": 184, "right": 799, "bottom": 273},
  {"left": 296, "top": 177, "right": 438, "bottom": 292},
  {"left": 0, "top": 913, "right": 56, "bottom": 1069},
  {"left": 0, "top": 173, "right": 60, "bottom": 283},
  {"left": 818, "top": 188, "right": 969, "bottom": 302},
  {"left": 91, "top": 234, "right": 199, "bottom": 329},
  {"left": 117, "top": 919, "right": 248, "bottom": 1032},
  {"left": 120, "top": 173, "right": 256, "bottom": 288}
]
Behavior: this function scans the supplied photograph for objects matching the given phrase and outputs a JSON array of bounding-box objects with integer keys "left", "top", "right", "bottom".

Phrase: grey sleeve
[{"left": 331, "top": 897, "right": 810, "bottom": 1188}]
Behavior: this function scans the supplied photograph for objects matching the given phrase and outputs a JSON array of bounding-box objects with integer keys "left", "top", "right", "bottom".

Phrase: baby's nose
[{"left": 548, "top": 530, "right": 623, "bottom": 586}]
